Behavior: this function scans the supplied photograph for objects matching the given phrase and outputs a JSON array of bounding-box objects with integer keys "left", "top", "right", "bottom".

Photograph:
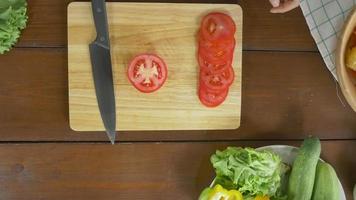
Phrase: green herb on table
[{"left": 0, "top": 0, "right": 28, "bottom": 54}]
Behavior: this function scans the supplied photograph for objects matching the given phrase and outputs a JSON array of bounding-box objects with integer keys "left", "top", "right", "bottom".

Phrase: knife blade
[{"left": 89, "top": 0, "right": 116, "bottom": 144}]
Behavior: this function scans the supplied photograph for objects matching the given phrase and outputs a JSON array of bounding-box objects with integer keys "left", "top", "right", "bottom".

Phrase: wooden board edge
[
  {"left": 236, "top": 3, "right": 243, "bottom": 131},
  {"left": 67, "top": 2, "right": 244, "bottom": 10},
  {"left": 68, "top": 1, "right": 91, "bottom": 132}
]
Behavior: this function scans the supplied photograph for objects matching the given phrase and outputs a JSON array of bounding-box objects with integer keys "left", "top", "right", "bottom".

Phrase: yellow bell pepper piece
[
  {"left": 208, "top": 184, "right": 243, "bottom": 200},
  {"left": 254, "top": 195, "right": 270, "bottom": 200},
  {"left": 346, "top": 47, "right": 356, "bottom": 71}
]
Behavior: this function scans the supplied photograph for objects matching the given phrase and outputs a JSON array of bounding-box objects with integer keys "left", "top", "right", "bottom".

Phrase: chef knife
[{"left": 89, "top": 0, "right": 116, "bottom": 144}]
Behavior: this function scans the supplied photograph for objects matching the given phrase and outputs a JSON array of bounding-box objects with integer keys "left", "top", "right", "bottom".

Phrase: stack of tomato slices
[{"left": 198, "top": 12, "right": 236, "bottom": 107}]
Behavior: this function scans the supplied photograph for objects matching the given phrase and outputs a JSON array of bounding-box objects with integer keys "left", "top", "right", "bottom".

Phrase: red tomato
[
  {"left": 198, "top": 34, "right": 235, "bottom": 51},
  {"left": 197, "top": 12, "right": 236, "bottom": 107},
  {"left": 198, "top": 43, "right": 234, "bottom": 63},
  {"left": 198, "top": 55, "right": 231, "bottom": 73},
  {"left": 127, "top": 54, "right": 167, "bottom": 93},
  {"left": 200, "top": 12, "right": 236, "bottom": 42},
  {"left": 198, "top": 86, "right": 228, "bottom": 107},
  {"left": 200, "top": 66, "right": 234, "bottom": 91}
]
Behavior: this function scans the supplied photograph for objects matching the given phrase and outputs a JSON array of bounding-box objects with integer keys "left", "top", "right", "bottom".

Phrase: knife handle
[{"left": 91, "top": 0, "right": 110, "bottom": 48}]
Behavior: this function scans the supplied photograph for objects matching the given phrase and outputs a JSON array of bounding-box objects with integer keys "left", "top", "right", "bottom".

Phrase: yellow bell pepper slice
[
  {"left": 346, "top": 47, "right": 356, "bottom": 71},
  {"left": 254, "top": 195, "right": 270, "bottom": 200},
  {"left": 208, "top": 184, "right": 243, "bottom": 200}
]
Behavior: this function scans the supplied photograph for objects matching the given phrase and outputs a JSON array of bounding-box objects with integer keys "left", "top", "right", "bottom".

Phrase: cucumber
[
  {"left": 312, "top": 161, "right": 341, "bottom": 200},
  {"left": 287, "top": 137, "right": 321, "bottom": 200}
]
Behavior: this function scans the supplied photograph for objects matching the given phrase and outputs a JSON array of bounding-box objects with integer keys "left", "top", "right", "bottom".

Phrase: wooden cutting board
[{"left": 68, "top": 2, "right": 242, "bottom": 131}]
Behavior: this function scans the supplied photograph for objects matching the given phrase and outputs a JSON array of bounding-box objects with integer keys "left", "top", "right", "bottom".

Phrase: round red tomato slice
[
  {"left": 200, "top": 66, "right": 234, "bottom": 91},
  {"left": 198, "top": 34, "right": 235, "bottom": 51},
  {"left": 198, "top": 43, "right": 234, "bottom": 63},
  {"left": 200, "top": 12, "right": 236, "bottom": 42},
  {"left": 127, "top": 54, "right": 167, "bottom": 93},
  {"left": 198, "top": 55, "right": 231, "bottom": 72},
  {"left": 198, "top": 87, "right": 228, "bottom": 107}
]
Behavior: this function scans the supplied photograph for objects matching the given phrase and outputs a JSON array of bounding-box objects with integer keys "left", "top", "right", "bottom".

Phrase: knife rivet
[
  {"left": 100, "top": 37, "right": 105, "bottom": 42},
  {"left": 97, "top": 8, "right": 102, "bottom": 13}
]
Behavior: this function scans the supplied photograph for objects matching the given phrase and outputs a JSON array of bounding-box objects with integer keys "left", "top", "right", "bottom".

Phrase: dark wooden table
[{"left": 0, "top": 0, "right": 355, "bottom": 199}]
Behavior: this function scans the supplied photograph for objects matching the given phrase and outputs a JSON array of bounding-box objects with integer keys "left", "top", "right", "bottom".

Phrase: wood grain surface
[
  {"left": 0, "top": 141, "right": 354, "bottom": 200},
  {"left": 0, "top": 0, "right": 355, "bottom": 199},
  {"left": 1, "top": 49, "right": 356, "bottom": 141},
  {"left": 68, "top": 2, "right": 242, "bottom": 131},
  {"left": 16, "top": 0, "right": 315, "bottom": 51}
]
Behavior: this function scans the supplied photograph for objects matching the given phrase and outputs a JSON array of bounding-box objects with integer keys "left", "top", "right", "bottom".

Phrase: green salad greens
[
  {"left": 0, "top": 0, "right": 28, "bottom": 54},
  {"left": 211, "top": 147, "right": 289, "bottom": 199}
]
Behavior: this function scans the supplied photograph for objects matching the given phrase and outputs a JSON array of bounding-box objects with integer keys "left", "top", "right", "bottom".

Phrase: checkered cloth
[{"left": 300, "top": 0, "right": 356, "bottom": 80}]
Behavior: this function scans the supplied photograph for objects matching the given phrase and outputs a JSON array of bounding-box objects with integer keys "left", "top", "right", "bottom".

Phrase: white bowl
[{"left": 210, "top": 145, "right": 346, "bottom": 199}]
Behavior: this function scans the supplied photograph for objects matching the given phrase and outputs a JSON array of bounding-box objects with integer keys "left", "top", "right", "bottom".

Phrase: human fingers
[
  {"left": 269, "top": 0, "right": 280, "bottom": 7},
  {"left": 270, "top": 0, "right": 300, "bottom": 13}
]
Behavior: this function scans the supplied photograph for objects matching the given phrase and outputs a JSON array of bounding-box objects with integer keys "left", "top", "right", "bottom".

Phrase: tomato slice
[
  {"left": 200, "top": 12, "right": 236, "bottom": 42},
  {"left": 198, "top": 55, "right": 231, "bottom": 73},
  {"left": 127, "top": 54, "right": 167, "bottom": 93},
  {"left": 200, "top": 66, "right": 234, "bottom": 91},
  {"left": 198, "top": 44, "right": 234, "bottom": 63},
  {"left": 198, "top": 34, "right": 235, "bottom": 51},
  {"left": 198, "top": 86, "right": 228, "bottom": 107},
  {"left": 198, "top": 34, "right": 235, "bottom": 72}
]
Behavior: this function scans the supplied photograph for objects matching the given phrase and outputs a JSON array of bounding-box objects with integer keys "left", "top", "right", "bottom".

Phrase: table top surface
[{"left": 0, "top": 0, "right": 355, "bottom": 199}]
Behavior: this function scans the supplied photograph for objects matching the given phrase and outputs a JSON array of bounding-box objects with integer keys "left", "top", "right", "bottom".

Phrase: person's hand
[{"left": 269, "top": 0, "right": 300, "bottom": 13}]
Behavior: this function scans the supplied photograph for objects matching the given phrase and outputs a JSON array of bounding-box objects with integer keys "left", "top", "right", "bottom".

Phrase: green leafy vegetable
[
  {"left": 0, "top": 0, "right": 28, "bottom": 54},
  {"left": 211, "top": 147, "right": 286, "bottom": 198}
]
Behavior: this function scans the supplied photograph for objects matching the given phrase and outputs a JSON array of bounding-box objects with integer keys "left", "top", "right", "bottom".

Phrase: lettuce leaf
[
  {"left": 0, "top": 0, "right": 27, "bottom": 54},
  {"left": 211, "top": 147, "right": 286, "bottom": 198}
]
